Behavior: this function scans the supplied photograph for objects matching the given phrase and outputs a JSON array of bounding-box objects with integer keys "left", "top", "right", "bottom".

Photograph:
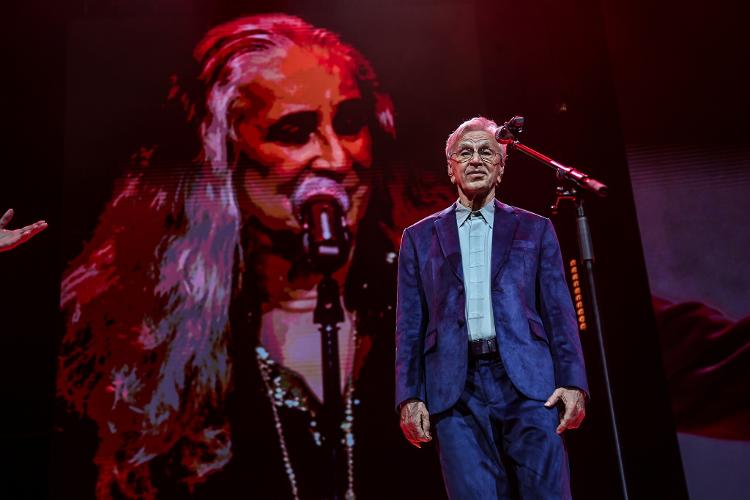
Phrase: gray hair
[{"left": 445, "top": 116, "right": 506, "bottom": 161}]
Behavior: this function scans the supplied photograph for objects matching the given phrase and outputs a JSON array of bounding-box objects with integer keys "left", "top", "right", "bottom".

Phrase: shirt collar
[{"left": 455, "top": 198, "right": 495, "bottom": 228}]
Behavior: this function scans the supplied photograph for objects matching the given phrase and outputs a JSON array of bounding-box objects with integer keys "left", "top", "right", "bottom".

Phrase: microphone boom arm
[{"left": 497, "top": 116, "right": 608, "bottom": 197}]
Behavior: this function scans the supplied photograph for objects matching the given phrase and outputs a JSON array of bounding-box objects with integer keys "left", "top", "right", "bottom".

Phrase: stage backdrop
[{"left": 1, "top": 0, "right": 694, "bottom": 499}]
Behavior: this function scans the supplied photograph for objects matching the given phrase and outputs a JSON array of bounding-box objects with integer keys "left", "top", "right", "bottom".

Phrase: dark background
[{"left": 3, "top": 0, "right": 746, "bottom": 498}]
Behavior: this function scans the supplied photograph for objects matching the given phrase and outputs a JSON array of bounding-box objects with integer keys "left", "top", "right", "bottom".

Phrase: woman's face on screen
[{"left": 232, "top": 44, "right": 374, "bottom": 234}]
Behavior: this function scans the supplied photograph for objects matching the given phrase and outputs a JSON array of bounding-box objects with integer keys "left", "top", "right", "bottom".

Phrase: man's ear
[{"left": 447, "top": 162, "right": 456, "bottom": 184}]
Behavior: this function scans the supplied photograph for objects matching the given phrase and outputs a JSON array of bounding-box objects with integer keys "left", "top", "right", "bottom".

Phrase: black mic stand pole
[
  {"left": 498, "top": 116, "right": 629, "bottom": 500},
  {"left": 314, "top": 275, "right": 345, "bottom": 500}
]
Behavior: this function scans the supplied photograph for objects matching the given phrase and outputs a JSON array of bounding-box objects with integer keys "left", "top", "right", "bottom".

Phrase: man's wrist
[{"left": 398, "top": 398, "right": 423, "bottom": 412}]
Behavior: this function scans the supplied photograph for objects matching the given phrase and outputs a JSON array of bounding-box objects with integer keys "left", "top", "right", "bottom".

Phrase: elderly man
[{"left": 395, "top": 117, "right": 588, "bottom": 499}]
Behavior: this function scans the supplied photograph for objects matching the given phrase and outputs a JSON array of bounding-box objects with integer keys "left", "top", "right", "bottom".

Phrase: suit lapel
[
  {"left": 434, "top": 204, "right": 464, "bottom": 283},
  {"left": 491, "top": 200, "right": 519, "bottom": 281}
]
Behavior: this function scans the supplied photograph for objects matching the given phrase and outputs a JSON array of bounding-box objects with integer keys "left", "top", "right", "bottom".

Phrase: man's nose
[
  {"left": 469, "top": 151, "right": 483, "bottom": 166},
  {"left": 310, "top": 125, "right": 349, "bottom": 173}
]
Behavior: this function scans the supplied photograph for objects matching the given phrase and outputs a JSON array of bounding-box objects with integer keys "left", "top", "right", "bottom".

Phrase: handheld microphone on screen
[{"left": 291, "top": 177, "right": 352, "bottom": 275}]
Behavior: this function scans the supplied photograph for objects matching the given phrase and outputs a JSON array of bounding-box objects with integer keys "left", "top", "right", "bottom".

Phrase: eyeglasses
[{"left": 450, "top": 147, "right": 501, "bottom": 164}]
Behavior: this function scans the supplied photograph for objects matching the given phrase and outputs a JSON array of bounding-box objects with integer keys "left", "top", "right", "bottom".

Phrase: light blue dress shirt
[{"left": 455, "top": 199, "right": 496, "bottom": 341}]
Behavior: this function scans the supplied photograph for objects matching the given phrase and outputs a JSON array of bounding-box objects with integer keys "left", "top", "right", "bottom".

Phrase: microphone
[
  {"left": 495, "top": 115, "right": 525, "bottom": 144},
  {"left": 291, "top": 177, "right": 351, "bottom": 274}
]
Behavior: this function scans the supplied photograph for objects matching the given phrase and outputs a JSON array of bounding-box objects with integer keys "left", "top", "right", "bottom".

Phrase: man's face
[
  {"left": 447, "top": 130, "right": 504, "bottom": 198},
  {"left": 233, "top": 45, "right": 373, "bottom": 234}
]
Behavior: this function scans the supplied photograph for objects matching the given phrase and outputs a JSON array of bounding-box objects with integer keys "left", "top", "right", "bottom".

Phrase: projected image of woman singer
[{"left": 56, "top": 13, "right": 429, "bottom": 499}]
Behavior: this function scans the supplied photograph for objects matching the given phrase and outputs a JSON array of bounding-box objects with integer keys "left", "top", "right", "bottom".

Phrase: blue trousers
[{"left": 432, "top": 355, "right": 571, "bottom": 500}]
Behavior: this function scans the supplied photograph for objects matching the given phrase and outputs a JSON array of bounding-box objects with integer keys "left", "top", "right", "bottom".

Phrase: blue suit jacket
[{"left": 395, "top": 200, "right": 588, "bottom": 414}]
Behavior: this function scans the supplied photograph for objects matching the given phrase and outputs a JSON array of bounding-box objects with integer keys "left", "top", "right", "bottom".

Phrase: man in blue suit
[{"left": 395, "top": 117, "right": 588, "bottom": 499}]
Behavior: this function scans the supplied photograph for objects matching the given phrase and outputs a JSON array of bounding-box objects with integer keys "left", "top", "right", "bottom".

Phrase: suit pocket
[
  {"left": 424, "top": 329, "right": 438, "bottom": 353},
  {"left": 528, "top": 317, "right": 549, "bottom": 344}
]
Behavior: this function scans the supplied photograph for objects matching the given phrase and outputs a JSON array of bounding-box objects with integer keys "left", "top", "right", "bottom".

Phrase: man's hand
[
  {"left": 400, "top": 400, "right": 432, "bottom": 448},
  {"left": 0, "top": 209, "right": 47, "bottom": 252},
  {"left": 545, "top": 387, "right": 586, "bottom": 434}
]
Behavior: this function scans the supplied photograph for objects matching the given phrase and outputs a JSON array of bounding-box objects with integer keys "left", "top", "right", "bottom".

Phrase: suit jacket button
[
  {"left": 458, "top": 318, "right": 465, "bottom": 326},
  {"left": 458, "top": 284, "right": 464, "bottom": 293}
]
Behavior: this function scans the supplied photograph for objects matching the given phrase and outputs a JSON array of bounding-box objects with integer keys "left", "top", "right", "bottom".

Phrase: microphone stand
[
  {"left": 298, "top": 195, "right": 351, "bottom": 500},
  {"left": 314, "top": 275, "right": 344, "bottom": 500},
  {"left": 498, "top": 116, "right": 629, "bottom": 500}
]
